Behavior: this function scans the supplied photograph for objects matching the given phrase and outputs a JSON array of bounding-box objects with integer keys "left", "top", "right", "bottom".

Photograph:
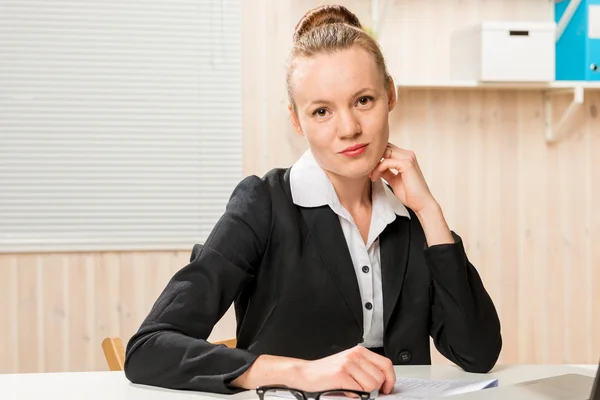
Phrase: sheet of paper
[
  {"left": 379, "top": 377, "right": 499, "bottom": 400},
  {"left": 263, "top": 377, "right": 498, "bottom": 400}
]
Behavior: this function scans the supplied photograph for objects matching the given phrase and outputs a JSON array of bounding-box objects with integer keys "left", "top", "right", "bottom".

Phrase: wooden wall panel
[
  {"left": 41, "top": 254, "right": 66, "bottom": 372},
  {"left": 0, "top": 256, "right": 18, "bottom": 372},
  {"left": 16, "top": 255, "right": 39, "bottom": 373},
  {"left": 0, "top": 251, "right": 210, "bottom": 373},
  {"left": 592, "top": 101, "right": 600, "bottom": 361}
]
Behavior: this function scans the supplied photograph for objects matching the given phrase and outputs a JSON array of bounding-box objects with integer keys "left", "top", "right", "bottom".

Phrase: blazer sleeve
[
  {"left": 425, "top": 230, "right": 502, "bottom": 373},
  {"left": 124, "top": 175, "right": 271, "bottom": 393}
]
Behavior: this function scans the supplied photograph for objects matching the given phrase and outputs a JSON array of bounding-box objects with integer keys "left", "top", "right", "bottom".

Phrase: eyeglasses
[{"left": 256, "top": 386, "right": 378, "bottom": 400}]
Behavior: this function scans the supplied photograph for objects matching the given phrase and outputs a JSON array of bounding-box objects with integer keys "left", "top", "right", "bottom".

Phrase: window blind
[{"left": 0, "top": 0, "right": 243, "bottom": 252}]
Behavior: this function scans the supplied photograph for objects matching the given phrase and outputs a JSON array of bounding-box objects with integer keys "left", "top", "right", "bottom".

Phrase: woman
[{"left": 124, "top": 4, "right": 502, "bottom": 395}]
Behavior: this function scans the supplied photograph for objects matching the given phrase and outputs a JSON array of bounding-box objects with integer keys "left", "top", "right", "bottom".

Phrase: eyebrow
[{"left": 305, "top": 87, "right": 376, "bottom": 109}]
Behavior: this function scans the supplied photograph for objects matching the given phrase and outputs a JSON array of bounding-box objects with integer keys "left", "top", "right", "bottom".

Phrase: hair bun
[{"left": 293, "top": 5, "right": 362, "bottom": 42}]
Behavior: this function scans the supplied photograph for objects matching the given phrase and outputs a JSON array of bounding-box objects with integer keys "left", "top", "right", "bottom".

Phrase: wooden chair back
[{"left": 101, "top": 337, "right": 126, "bottom": 371}]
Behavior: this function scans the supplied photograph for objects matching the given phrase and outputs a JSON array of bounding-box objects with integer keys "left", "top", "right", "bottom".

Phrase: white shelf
[
  {"left": 395, "top": 80, "right": 600, "bottom": 90},
  {"left": 394, "top": 81, "right": 599, "bottom": 144}
]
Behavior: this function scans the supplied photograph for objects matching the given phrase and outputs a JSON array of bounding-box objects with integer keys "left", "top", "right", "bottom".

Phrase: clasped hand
[
  {"left": 296, "top": 346, "right": 396, "bottom": 395},
  {"left": 369, "top": 143, "right": 437, "bottom": 215}
]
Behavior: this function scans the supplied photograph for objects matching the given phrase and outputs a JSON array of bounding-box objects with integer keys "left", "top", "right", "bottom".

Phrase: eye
[
  {"left": 312, "top": 108, "right": 329, "bottom": 118},
  {"left": 357, "top": 96, "right": 373, "bottom": 106}
]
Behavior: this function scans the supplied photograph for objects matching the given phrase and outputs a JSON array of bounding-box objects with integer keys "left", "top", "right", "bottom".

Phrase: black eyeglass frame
[{"left": 256, "top": 385, "right": 378, "bottom": 400}]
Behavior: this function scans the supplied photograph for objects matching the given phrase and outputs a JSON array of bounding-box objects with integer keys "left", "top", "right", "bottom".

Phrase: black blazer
[{"left": 124, "top": 168, "right": 502, "bottom": 394}]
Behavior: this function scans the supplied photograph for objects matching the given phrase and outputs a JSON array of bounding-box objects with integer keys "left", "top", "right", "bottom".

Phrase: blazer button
[{"left": 398, "top": 350, "right": 411, "bottom": 363}]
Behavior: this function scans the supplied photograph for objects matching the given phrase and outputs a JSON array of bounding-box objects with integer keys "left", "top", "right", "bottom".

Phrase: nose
[{"left": 337, "top": 109, "right": 361, "bottom": 139}]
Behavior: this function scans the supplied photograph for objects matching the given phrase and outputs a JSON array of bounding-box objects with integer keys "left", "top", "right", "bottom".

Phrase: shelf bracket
[{"left": 544, "top": 86, "right": 585, "bottom": 143}]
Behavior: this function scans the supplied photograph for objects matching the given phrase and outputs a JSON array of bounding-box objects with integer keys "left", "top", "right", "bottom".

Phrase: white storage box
[{"left": 450, "top": 21, "right": 556, "bottom": 82}]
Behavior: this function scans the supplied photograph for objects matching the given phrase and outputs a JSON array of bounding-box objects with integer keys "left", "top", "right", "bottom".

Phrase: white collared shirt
[{"left": 290, "top": 150, "right": 410, "bottom": 348}]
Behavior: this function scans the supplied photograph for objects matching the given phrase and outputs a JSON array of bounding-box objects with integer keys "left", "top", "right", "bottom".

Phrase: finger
[
  {"left": 371, "top": 159, "right": 410, "bottom": 182},
  {"left": 355, "top": 356, "right": 387, "bottom": 392},
  {"left": 359, "top": 351, "right": 396, "bottom": 395},
  {"left": 345, "top": 356, "right": 383, "bottom": 393},
  {"left": 386, "top": 142, "right": 413, "bottom": 157},
  {"left": 379, "top": 158, "right": 412, "bottom": 173},
  {"left": 385, "top": 145, "right": 419, "bottom": 168},
  {"left": 382, "top": 146, "right": 392, "bottom": 160},
  {"left": 370, "top": 159, "right": 387, "bottom": 181},
  {"left": 380, "top": 169, "right": 396, "bottom": 185},
  {"left": 339, "top": 374, "right": 366, "bottom": 393},
  {"left": 382, "top": 171, "right": 406, "bottom": 205},
  {"left": 382, "top": 146, "right": 405, "bottom": 161}
]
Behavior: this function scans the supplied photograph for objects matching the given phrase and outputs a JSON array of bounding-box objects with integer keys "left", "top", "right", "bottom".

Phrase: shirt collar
[{"left": 289, "top": 149, "right": 410, "bottom": 220}]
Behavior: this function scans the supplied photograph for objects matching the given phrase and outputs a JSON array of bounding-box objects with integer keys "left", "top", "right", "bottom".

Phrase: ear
[
  {"left": 288, "top": 103, "right": 304, "bottom": 135},
  {"left": 386, "top": 76, "right": 397, "bottom": 112}
]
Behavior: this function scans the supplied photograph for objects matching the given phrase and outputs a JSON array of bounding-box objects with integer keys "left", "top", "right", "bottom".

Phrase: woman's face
[{"left": 289, "top": 45, "right": 396, "bottom": 180}]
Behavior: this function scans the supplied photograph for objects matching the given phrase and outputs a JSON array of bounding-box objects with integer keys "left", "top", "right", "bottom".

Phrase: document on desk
[
  {"left": 266, "top": 377, "right": 498, "bottom": 400},
  {"left": 380, "top": 377, "right": 499, "bottom": 399}
]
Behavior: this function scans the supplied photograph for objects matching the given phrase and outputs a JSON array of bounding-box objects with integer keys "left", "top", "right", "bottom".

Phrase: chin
[{"left": 334, "top": 159, "right": 375, "bottom": 180}]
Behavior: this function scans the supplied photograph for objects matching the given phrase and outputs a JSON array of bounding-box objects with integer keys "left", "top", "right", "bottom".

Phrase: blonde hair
[{"left": 286, "top": 5, "right": 391, "bottom": 111}]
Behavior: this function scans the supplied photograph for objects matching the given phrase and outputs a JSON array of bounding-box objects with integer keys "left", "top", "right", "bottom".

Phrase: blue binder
[{"left": 555, "top": 0, "right": 600, "bottom": 81}]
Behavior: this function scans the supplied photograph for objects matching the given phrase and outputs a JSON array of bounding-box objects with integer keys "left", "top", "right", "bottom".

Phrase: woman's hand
[
  {"left": 231, "top": 346, "right": 396, "bottom": 395},
  {"left": 296, "top": 346, "right": 396, "bottom": 394},
  {"left": 369, "top": 143, "right": 454, "bottom": 246},
  {"left": 369, "top": 143, "right": 437, "bottom": 214}
]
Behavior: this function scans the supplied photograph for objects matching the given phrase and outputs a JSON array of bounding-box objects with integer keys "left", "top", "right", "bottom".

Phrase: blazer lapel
[
  {"left": 300, "top": 206, "right": 363, "bottom": 330},
  {"left": 380, "top": 216, "right": 411, "bottom": 330}
]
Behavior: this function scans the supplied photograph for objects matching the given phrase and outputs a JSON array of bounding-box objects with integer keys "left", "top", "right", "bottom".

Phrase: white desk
[{"left": 1, "top": 365, "right": 597, "bottom": 400}]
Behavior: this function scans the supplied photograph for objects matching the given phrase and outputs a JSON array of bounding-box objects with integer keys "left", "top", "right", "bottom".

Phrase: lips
[
  {"left": 340, "top": 143, "right": 368, "bottom": 157},
  {"left": 340, "top": 143, "right": 368, "bottom": 153}
]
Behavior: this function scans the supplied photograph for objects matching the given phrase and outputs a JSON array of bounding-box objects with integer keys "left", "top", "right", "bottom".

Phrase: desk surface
[{"left": 1, "top": 364, "right": 597, "bottom": 400}]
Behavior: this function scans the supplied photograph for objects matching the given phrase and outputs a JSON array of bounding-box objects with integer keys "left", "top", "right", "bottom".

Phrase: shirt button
[
  {"left": 362, "top": 265, "right": 370, "bottom": 273},
  {"left": 365, "top": 302, "right": 373, "bottom": 310}
]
